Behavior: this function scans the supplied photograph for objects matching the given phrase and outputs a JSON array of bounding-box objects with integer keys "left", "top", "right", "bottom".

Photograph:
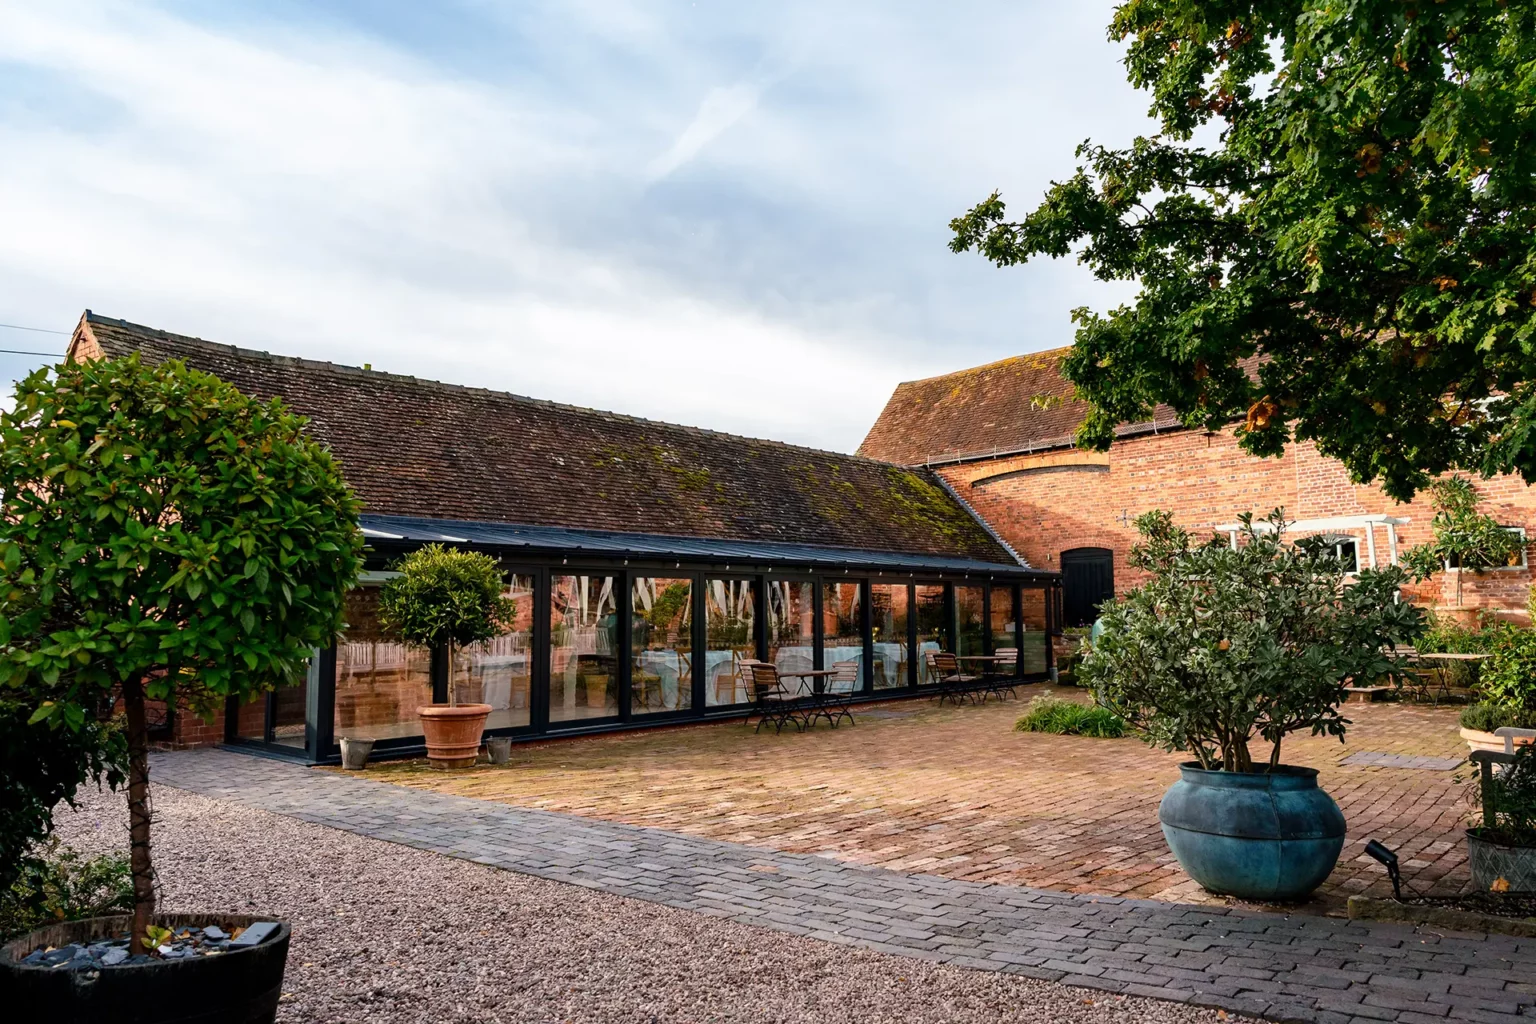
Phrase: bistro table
[
  {"left": 957, "top": 655, "right": 1018, "bottom": 701},
  {"left": 778, "top": 668, "right": 843, "bottom": 727},
  {"left": 1415, "top": 652, "right": 1489, "bottom": 705}
]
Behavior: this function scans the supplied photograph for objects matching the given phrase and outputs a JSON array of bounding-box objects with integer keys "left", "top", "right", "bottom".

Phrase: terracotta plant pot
[
  {"left": 1462, "top": 727, "right": 1536, "bottom": 754},
  {"left": 417, "top": 704, "right": 492, "bottom": 769}
]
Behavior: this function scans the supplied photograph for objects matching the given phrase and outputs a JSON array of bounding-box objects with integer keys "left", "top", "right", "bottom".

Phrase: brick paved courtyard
[{"left": 362, "top": 690, "right": 1473, "bottom": 914}]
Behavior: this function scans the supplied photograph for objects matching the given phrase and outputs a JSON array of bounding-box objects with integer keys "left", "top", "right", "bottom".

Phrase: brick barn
[
  {"left": 65, "top": 312, "right": 1057, "bottom": 760},
  {"left": 858, "top": 349, "right": 1536, "bottom": 628}
]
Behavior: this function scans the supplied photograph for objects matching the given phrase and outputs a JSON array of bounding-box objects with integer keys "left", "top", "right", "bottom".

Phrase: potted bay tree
[
  {"left": 1082, "top": 510, "right": 1424, "bottom": 902},
  {"left": 379, "top": 545, "right": 512, "bottom": 769},
  {"left": 0, "top": 354, "right": 362, "bottom": 1021}
]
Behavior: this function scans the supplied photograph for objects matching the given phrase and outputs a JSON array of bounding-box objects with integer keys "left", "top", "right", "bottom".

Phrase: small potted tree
[
  {"left": 379, "top": 545, "right": 512, "bottom": 769},
  {"left": 1403, "top": 477, "right": 1523, "bottom": 627},
  {"left": 0, "top": 355, "right": 362, "bottom": 1019},
  {"left": 1083, "top": 510, "right": 1424, "bottom": 901}
]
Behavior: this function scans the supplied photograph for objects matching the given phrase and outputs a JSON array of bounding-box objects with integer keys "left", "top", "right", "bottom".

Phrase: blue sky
[{"left": 0, "top": 1, "right": 1148, "bottom": 451}]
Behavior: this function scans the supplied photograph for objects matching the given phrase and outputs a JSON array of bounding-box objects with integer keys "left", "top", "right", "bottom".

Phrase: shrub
[
  {"left": 1460, "top": 702, "right": 1536, "bottom": 733},
  {"left": 0, "top": 840, "right": 133, "bottom": 939},
  {"left": 1015, "top": 695, "right": 1126, "bottom": 738},
  {"left": 1083, "top": 509, "right": 1425, "bottom": 773},
  {"left": 1481, "top": 625, "right": 1536, "bottom": 721}
]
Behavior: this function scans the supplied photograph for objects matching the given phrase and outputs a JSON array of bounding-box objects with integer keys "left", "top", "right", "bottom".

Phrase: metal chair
[
  {"left": 984, "top": 648, "right": 1020, "bottom": 701},
  {"left": 748, "top": 662, "right": 803, "bottom": 733},
  {"left": 818, "top": 658, "right": 860, "bottom": 728},
  {"left": 931, "top": 652, "right": 978, "bottom": 705}
]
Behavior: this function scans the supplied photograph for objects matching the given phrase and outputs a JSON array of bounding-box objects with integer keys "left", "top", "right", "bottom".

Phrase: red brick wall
[{"left": 940, "top": 428, "right": 1536, "bottom": 622}]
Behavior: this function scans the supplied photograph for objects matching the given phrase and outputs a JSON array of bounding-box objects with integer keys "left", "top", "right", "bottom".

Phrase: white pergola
[{"left": 1211, "top": 513, "right": 1410, "bottom": 569}]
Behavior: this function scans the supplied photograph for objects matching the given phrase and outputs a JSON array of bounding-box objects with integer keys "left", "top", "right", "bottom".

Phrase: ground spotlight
[{"left": 1364, "top": 839, "right": 1402, "bottom": 900}]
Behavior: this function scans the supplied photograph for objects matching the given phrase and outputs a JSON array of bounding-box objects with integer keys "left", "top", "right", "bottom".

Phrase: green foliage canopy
[
  {"left": 1402, "top": 477, "right": 1523, "bottom": 586},
  {"left": 0, "top": 354, "right": 364, "bottom": 724},
  {"left": 1081, "top": 510, "right": 1425, "bottom": 772},
  {"left": 378, "top": 544, "right": 513, "bottom": 654},
  {"left": 951, "top": 1, "right": 1536, "bottom": 501}
]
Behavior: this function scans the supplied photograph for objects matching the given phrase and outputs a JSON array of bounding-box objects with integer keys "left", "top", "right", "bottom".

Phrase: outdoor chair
[
  {"left": 748, "top": 662, "right": 804, "bottom": 734},
  {"left": 930, "top": 652, "right": 978, "bottom": 706},
  {"left": 815, "top": 659, "right": 860, "bottom": 728},
  {"left": 985, "top": 648, "right": 1020, "bottom": 701}
]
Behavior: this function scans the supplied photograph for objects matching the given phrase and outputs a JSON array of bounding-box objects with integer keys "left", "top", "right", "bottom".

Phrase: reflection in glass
[
  {"left": 234, "top": 697, "right": 265, "bottom": 742},
  {"left": 1020, "top": 585, "right": 1050, "bottom": 675},
  {"left": 632, "top": 577, "right": 693, "bottom": 714},
  {"left": 550, "top": 575, "right": 620, "bottom": 723},
  {"left": 822, "top": 581, "right": 865, "bottom": 685},
  {"left": 705, "top": 579, "right": 756, "bottom": 706},
  {"left": 768, "top": 580, "right": 816, "bottom": 688},
  {"left": 272, "top": 667, "right": 308, "bottom": 748},
  {"left": 334, "top": 588, "right": 433, "bottom": 741},
  {"left": 870, "top": 583, "right": 909, "bottom": 689},
  {"left": 955, "top": 585, "right": 986, "bottom": 658},
  {"left": 990, "top": 585, "right": 1018, "bottom": 677},
  {"left": 915, "top": 584, "right": 949, "bottom": 685},
  {"left": 453, "top": 574, "right": 535, "bottom": 731}
]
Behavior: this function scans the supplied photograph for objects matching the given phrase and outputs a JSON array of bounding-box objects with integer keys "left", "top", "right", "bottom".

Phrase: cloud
[{"left": 0, "top": 0, "right": 1151, "bottom": 452}]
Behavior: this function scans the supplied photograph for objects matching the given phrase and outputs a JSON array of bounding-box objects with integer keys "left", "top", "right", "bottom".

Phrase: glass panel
[
  {"left": 632, "top": 577, "right": 693, "bottom": 714},
  {"left": 334, "top": 588, "right": 433, "bottom": 742},
  {"left": 452, "top": 574, "right": 535, "bottom": 731},
  {"left": 272, "top": 669, "right": 307, "bottom": 748},
  {"left": 705, "top": 578, "right": 756, "bottom": 706},
  {"left": 870, "top": 583, "right": 909, "bottom": 689},
  {"left": 915, "top": 584, "right": 949, "bottom": 685},
  {"left": 1020, "top": 586, "right": 1050, "bottom": 675},
  {"left": 550, "top": 574, "right": 620, "bottom": 723},
  {"left": 990, "top": 585, "right": 1018, "bottom": 676},
  {"left": 767, "top": 580, "right": 815, "bottom": 682},
  {"left": 956, "top": 585, "right": 986, "bottom": 658},
  {"left": 234, "top": 697, "right": 265, "bottom": 741},
  {"left": 822, "top": 581, "right": 865, "bottom": 683}
]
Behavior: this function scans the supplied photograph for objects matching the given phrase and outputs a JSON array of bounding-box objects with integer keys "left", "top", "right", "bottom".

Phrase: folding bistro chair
[
  {"left": 986, "top": 647, "right": 1019, "bottom": 701},
  {"left": 931, "top": 652, "right": 978, "bottom": 705},
  {"left": 818, "top": 658, "right": 861, "bottom": 728},
  {"left": 748, "top": 662, "right": 804, "bottom": 733}
]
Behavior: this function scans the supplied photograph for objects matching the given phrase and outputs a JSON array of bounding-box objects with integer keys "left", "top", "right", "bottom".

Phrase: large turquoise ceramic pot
[{"left": 1159, "top": 763, "right": 1345, "bottom": 901}]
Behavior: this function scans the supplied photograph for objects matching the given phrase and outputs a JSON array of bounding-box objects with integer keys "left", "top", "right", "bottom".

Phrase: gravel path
[{"left": 52, "top": 784, "right": 1244, "bottom": 1024}]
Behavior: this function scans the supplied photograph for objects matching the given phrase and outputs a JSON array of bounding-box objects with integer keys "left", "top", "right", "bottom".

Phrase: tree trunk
[
  {"left": 1268, "top": 736, "right": 1283, "bottom": 772},
  {"left": 123, "top": 676, "right": 157, "bottom": 956},
  {"left": 447, "top": 645, "right": 455, "bottom": 708}
]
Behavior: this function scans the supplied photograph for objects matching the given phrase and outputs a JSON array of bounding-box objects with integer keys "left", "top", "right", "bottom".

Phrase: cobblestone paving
[
  {"left": 155, "top": 748, "right": 1536, "bottom": 1024},
  {"left": 363, "top": 693, "right": 1473, "bottom": 911}
]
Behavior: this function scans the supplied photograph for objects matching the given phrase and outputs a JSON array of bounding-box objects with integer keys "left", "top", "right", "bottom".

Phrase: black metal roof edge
[{"left": 357, "top": 513, "right": 1057, "bottom": 579}]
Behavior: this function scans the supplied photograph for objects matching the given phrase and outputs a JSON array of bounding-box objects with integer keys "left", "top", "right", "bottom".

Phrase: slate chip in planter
[
  {"left": 202, "top": 925, "right": 228, "bottom": 941},
  {"left": 229, "top": 922, "right": 280, "bottom": 947}
]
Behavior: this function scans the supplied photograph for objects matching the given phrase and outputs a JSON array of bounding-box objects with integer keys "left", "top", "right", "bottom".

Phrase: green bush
[
  {"left": 0, "top": 840, "right": 133, "bottom": 939},
  {"left": 1472, "top": 745, "right": 1536, "bottom": 848},
  {"left": 1481, "top": 625, "right": 1536, "bottom": 719},
  {"left": 1015, "top": 695, "right": 1127, "bottom": 738},
  {"left": 1460, "top": 702, "right": 1536, "bottom": 733}
]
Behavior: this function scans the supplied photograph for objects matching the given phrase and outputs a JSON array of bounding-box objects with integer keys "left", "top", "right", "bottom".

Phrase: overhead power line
[{"left": 0, "top": 322, "right": 68, "bottom": 336}]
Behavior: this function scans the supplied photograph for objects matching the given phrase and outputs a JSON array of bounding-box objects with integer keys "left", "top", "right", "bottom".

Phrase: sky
[{"left": 0, "top": 0, "right": 1149, "bottom": 452}]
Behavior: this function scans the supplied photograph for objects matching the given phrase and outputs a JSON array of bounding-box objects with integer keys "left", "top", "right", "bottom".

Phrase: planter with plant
[
  {"left": 1468, "top": 745, "right": 1536, "bottom": 893},
  {"left": 0, "top": 355, "right": 362, "bottom": 1021},
  {"left": 1459, "top": 624, "right": 1536, "bottom": 752},
  {"left": 379, "top": 544, "right": 513, "bottom": 769},
  {"left": 1082, "top": 510, "right": 1424, "bottom": 902},
  {"left": 1403, "top": 478, "right": 1523, "bottom": 627}
]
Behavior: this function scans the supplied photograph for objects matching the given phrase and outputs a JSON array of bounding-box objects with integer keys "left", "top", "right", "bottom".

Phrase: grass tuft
[{"left": 1015, "top": 694, "right": 1127, "bottom": 739}]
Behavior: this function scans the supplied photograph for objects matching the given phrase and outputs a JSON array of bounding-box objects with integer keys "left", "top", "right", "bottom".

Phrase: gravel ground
[{"left": 52, "top": 784, "right": 1249, "bottom": 1024}]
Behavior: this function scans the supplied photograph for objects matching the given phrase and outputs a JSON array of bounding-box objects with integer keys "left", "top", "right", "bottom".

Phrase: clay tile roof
[
  {"left": 74, "top": 312, "right": 1020, "bottom": 566},
  {"left": 857, "top": 348, "right": 1181, "bottom": 466}
]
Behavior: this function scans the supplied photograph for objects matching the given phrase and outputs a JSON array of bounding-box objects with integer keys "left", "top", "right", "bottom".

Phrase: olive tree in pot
[
  {"left": 1082, "top": 510, "right": 1424, "bottom": 902},
  {"left": 0, "top": 355, "right": 363, "bottom": 1023},
  {"left": 379, "top": 545, "right": 513, "bottom": 769}
]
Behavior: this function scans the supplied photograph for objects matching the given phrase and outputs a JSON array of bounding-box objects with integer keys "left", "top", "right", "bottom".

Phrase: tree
[
  {"left": 0, "top": 355, "right": 363, "bottom": 952},
  {"left": 378, "top": 544, "right": 513, "bottom": 700},
  {"left": 1082, "top": 510, "right": 1424, "bottom": 772},
  {"left": 1403, "top": 476, "right": 1523, "bottom": 606},
  {"left": 951, "top": 1, "right": 1536, "bottom": 502}
]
